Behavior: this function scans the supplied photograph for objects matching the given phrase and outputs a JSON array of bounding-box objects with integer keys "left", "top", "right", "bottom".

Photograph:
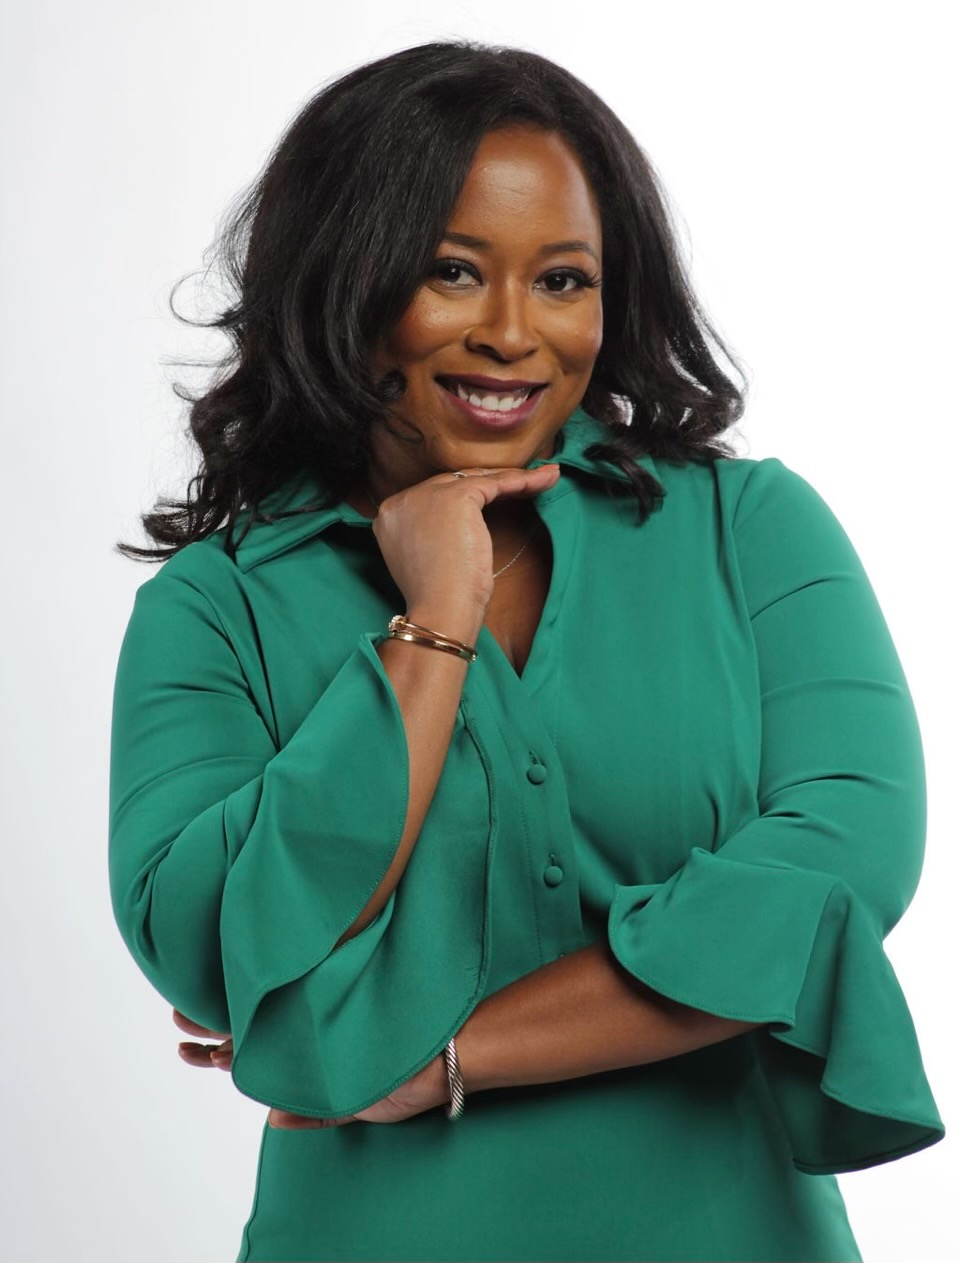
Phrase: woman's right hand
[
  {"left": 173, "top": 1008, "right": 233, "bottom": 1070},
  {"left": 370, "top": 462, "right": 562, "bottom": 617}
]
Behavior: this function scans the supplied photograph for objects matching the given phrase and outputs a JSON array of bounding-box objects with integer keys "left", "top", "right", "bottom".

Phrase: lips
[
  {"left": 435, "top": 375, "right": 549, "bottom": 430},
  {"left": 437, "top": 375, "right": 548, "bottom": 410},
  {"left": 436, "top": 375, "right": 548, "bottom": 392}
]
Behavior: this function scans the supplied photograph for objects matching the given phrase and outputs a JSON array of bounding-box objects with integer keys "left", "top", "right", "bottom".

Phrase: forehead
[{"left": 448, "top": 125, "right": 601, "bottom": 243}]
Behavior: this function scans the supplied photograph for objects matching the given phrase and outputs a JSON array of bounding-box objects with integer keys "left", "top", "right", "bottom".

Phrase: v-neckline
[
  {"left": 480, "top": 520, "right": 552, "bottom": 681},
  {"left": 475, "top": 484, "right": 575, "bottom": 696}
]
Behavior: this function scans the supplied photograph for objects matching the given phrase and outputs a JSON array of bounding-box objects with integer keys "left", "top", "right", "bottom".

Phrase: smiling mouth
[{"left": 436, "top": 377, "right": 548, "bottom": 414}]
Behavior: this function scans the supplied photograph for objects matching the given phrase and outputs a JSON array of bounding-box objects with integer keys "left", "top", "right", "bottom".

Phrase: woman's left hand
[{"left": 172, "top": 1007, "right": 451, "bottom": 1127}]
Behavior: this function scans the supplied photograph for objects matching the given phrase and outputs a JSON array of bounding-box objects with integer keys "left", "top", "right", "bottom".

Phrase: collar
[{"left": 226, "top": 405, "right": 656, "bottom": 572}]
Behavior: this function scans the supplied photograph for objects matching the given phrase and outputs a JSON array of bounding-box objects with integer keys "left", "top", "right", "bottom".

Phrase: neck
[{"left": 483, "top": 497, "right": 541, "bottom": 543}]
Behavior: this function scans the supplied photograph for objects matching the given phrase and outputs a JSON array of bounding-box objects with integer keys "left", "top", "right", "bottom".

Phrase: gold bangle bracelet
[
  {"left": 394, "top": 617, "right": 474, "bottom": 652},
  {"left": 386, "top": 614, "right": 478, "bottom": 663}
]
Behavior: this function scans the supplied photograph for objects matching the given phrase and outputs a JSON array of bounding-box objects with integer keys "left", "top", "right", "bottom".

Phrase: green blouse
[{"left": 109, "top": 406, "right": 944, "bottom": 1262}]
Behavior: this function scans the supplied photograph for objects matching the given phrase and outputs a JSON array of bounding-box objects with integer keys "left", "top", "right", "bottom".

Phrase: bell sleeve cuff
[
  {"left": 220, "top": 631, "right": 489, "bottom": 1120},
  {"left": 109, "top": 567, "right": 489, "bottom": 1122},
  {"left": 603, "top": 457, "right": 946, "bottom": 1175},
  {"left": 608, "top": 852, "right": 944, "bottom": 1174}
]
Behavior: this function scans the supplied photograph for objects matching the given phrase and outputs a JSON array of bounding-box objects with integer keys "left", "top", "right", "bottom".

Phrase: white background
[{"left": 1, "top": 2, "right": 956, "bottom": 1260}]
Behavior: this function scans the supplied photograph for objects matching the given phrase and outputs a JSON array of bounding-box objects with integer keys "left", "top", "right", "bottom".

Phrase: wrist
[
  {"left": 447, "top": 1006, "right": 498, "bottom": 1096},
  {"left": 431, "top": 1051, "right": 453, "bottom": 1111},
  {"left": 405, "top": 600, "right": 487, "bottom": 645}
]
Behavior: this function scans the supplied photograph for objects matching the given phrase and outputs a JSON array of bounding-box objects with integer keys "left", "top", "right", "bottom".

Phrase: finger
[
  {"left": 446, "top": 463, "right": 560, "bottom": 480},
  {"left": 267, "top": 1108, "right": 356, "bottom": 1129},
  {"left": 434, "top": 464, "right": 560, "bottom": 505},
  {"left": 210, "top": 1040, "right": 233, "bottom": 1070},
  {"left": 177, "top": 1040, "right": 233, "bottom": 1070},
  {"left": 464, "top": 464, "right": 561, "bottom": 505},
  {"left": 172, "top": 1008, "right": 230, "bottom": 1040},
  {"left": 177, "top": 1041, "right": 223, "bottom": 1068}
]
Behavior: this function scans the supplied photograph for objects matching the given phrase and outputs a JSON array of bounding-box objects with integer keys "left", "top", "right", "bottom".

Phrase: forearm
[
  {"left": 454, "top": 941, "right": 764, "bottom": 1094},
  {"left": 335, "top": 600, "right": 485, "bottom": 947}
]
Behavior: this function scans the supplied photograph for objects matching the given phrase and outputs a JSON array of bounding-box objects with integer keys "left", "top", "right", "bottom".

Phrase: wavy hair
[{"left": 117, "top": 40, "right": 748, "bottom": 563}]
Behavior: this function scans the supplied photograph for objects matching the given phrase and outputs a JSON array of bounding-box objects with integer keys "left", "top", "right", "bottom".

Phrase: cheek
[
  {"left": 553, "top": 302, "right": 603, "bottom": 370},
  {"left": 387, "top": 293, "right": 462, "bottom": 360}
]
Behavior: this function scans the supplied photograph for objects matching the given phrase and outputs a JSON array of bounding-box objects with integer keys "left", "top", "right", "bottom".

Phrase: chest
[
  {"left": 482, "top": 523, "right": 553, "bottom": 679},
  {"left": 247, "top": 484, "right": 760, "bottom": 871}
]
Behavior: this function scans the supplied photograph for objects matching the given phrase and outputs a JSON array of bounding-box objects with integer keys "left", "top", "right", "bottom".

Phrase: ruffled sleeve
[
  {"left": 607, "top": 458, "right": 944, "bottom": 1174},
  {"left": 109, "top": 554, "right": 489, "bottom": 1120}
]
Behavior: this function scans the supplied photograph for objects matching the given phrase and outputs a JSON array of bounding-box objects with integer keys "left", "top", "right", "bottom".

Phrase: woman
[{"left": 109, "top": 41, "right": 944, "bottom": 1263}]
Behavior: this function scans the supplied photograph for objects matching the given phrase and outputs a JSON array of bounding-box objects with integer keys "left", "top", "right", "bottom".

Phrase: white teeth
[{"left": 454, "top": 382, "right": 534, "bottom": 411}]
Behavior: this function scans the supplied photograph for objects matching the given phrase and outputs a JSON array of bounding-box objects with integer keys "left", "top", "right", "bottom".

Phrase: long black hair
[{"left": 117, "top": 40, "right": 747, "bottom": 563}]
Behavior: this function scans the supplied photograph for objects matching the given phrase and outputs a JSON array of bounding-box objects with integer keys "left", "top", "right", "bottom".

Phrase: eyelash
[{"left": 428, "top": 258, "right": 601, "bottom": 293}]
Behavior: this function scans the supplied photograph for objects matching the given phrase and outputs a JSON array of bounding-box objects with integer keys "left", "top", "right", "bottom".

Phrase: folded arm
[
  {"left": 456, "top": 460, "right": 943, "bottom": 1173},
  {"left": 455, "top": 940, "right": 762, "bottom": 1093}
]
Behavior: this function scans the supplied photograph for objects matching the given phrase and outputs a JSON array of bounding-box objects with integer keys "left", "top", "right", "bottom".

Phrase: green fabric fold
[
  {"left": 608, "top": 847, "right": 945, "bottom": 1174},
  {"left": 109, "top": 563, "right": 493, "bottom": 1117},
  {"left": 222, "top": 636, "right": 494, "bottom": 1118}
]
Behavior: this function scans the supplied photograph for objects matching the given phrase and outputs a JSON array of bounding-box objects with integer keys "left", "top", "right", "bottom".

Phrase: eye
[
  {"left": 428, "top": 259, "right": 481, "bottom": 287},
  {"left": 426, "top": 259, "right": 601, "bottom": 293},
  {"left": 538, "top": 269, "right": 601, "bottom": 294}
]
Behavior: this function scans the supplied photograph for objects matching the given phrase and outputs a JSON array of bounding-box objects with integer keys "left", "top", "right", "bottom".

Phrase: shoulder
[
  {"left": 716, "top": 454, "right": 834, "bottom": 526},
  {"left": 717, "top": 455, "right": 862, "bottom": 566},
  {"left": 654, "top": 453, "right": 850, "bottom": 540},
  {"left": 639, "top": 454, "right": 868, "bottom": 591},
  {"left": 123, "top": 532, "right": 251, "bottom": 639},
  {"left": 653, "top": 451, "right": 815, "bottom": 510}
]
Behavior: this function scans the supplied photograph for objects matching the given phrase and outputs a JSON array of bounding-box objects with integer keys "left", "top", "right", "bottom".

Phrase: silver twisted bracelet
[{"left": 442, "top": 1037, "right": 465, "bottom": 1121}]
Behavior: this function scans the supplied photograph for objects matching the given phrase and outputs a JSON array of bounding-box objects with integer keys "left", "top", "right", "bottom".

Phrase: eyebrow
[{"left": 442, "top": 230, "right": 599, "bottom": 263}]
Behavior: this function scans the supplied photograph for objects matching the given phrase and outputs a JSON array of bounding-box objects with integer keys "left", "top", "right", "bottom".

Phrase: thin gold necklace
[{"left": 363, "top": 484, "right": 541, "bottom": 579}]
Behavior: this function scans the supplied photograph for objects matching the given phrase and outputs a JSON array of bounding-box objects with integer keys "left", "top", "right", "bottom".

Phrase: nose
[{"left": 465, "top": 280, "right": 539, "bottom": 362}]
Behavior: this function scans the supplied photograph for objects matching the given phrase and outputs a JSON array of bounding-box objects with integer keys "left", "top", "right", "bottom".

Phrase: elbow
[{"left": 111, "top": 864, "right": 231, "bottom": 1035}]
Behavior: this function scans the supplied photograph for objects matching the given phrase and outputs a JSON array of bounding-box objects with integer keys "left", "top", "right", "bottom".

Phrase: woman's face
[{"left": 367, "top": 123, "right": 604, "bottom": 493}]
